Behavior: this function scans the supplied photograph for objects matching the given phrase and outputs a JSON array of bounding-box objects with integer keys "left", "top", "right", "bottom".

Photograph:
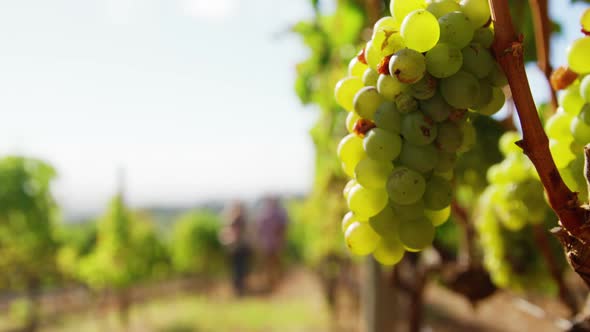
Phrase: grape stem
[
  {"left": 528, "top": 0, "right": 558, "bottom": 110},
  {"left": 488, "top": 0, "right": 590, "bottom": 242}
]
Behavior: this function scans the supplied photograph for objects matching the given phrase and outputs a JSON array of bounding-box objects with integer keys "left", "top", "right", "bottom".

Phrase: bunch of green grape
[
  {"left": 334, "top": 0, "right": 508, "bottom": 265},
  {"left": 481, "top": 132, "right": 549, "bottom": 230},
  {"left": 476, "top": 203, "right": 559, "bottom": 292},
  {"left": 476, "top": 132, "right": 558, "bottom": 291},
  {"left": 545, "top": 12, "right": 590, "bottom": 202}
]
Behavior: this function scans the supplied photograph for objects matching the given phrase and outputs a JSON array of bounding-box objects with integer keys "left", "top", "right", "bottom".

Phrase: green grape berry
[
  {"left": 369, "top": 205, "right": 399, "bottom": 238},
  {"left": 348, "top": 184, "right": 389, "bottom": 219},
  {"left": 398, "top": 216, "right": 435, "bottom": 251},
  {"left": 335, "top": 77, "right": 364, "bottom": 112},
  {"left": 355, "top": 158, "right": 394, "bottom": 189},
  {"left": 568, "top": 37, "right": 590, "bottom": 74},
  {"left": 401, "top": 9, "right": 440, "bottom": 52},
  {"left": 374, "top": 101, "right": 402, "bottom": 133},
  {"left": 389, "top": 48, "right": 426, "bottom": 84},
  {"left": 425, "top": 43, "right": 463, "bottom": 78},
  {"left": 387, "top": 166, "right": 426, "bottom": 204},
  {"left": 398, "top": 142, "right": 439, "bottom": 173},
  {"left": 373, "top": 236, "right": 405, "bottom": 265},
  {"left": 427, "top": 0, "right": 461, "bottom": 18},
  {"left": 438, "top": 12, "right": 475, "bottom": 49},
  {"left": 440, "top": 71, "right": 480, "bottom": 109},
  {"left": 423, "top": 176, "right": 453, "bottom": 210},
  {"left": 392, "top": 199, "right": 425, "bottom": 221},
  {"left": 377, "top": 74, "right": 408, "bottom": 101},
  {"left": 425, "top": 206, "right": 451, "bottom": 226},
  {"left": 346, "top": 112, "right": 361, "bottom": 134},
  {"left": 343, "top": 179, "right": 357, "bottom": 200},
  {"left": 580, "top": 75, "right": 590, "bottom": 103},
  {"left": 460, "top": 0, "right": 491, "bottom": 28},
  {"left": 461, "top": 43, "right": 494, "bottom": 79},
  {"left": 349, "top": 57, "right": 368, "bottom": 78},
  {"left": 390, "top": 0, "right": 426, "bottom": 22},
  {"left": 401, "top": 111, "right": 438, "bottom": 145},
  {"left": 354, "top": 86, "right": 384, "bottom": 119},
  {"left": 472, "top": 27, "right": 494, "bottom": 48},
  {"left": 342, "top": 211, "right": 366, "bottom": 232},
  {"left": 419, "top": 93, "right": 453, "bottom": 122},
  {"left": 345, "top": 221, "right": 380, "bottom": 255},
  {"left": 364, "top": 128, "right": 403, "bottom": 161},
  {"left": 409, "top": 74, "right": 437, "bottom": 100}
]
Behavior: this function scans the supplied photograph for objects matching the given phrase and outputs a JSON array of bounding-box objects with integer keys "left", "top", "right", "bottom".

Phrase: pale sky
[
  {"left": 0, "top": 0, "right": 585, "bottom": 218},
  {"left": 0, "top": 0, "right": 317, "bottom": 217}
]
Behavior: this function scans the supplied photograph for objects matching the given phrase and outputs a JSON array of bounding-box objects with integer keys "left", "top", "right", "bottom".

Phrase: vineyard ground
[{"left": 0, "top": 267, "right": 573, "bottom": 332}]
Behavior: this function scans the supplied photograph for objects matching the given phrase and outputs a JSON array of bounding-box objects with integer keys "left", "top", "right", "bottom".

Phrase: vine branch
[
  {"left": 408, "top": 265, "right": 427, "bottom": 332},
  {"left": 528, "top": 0, "right": 558, "bottom": 109},
  {"left": 488, "top": 0, "right": 589, "bottom": 241},
  {"left": 451, "top": 201, "right": 476, "bottom": 267},
  {"left": 532, "top": 223, "right": 579, "bottom": 315}
]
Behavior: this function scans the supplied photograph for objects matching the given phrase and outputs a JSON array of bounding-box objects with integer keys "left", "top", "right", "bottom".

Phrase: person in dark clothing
[
  {"left": 219, "top": 201, "right": 251, "bottom": 296},
  {"left": 256, "top": 196, "right": 289, "bottom": 292}
]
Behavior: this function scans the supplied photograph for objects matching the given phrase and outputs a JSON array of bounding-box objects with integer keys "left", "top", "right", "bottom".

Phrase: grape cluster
[
  {"left": 335, "top": 0, "right": 507, "bottom": 265},
  {"left": 476, "top": 203, "right": 559, "bottom": 292},
  {"left": 546, "top": 13, "right": 590, "bottom": 202},
  {"left": 476, "top": 132, "right": 557, "bottom": 291},
  {"left": 481, "top": 132, "right": 549, "bottom": 230}
]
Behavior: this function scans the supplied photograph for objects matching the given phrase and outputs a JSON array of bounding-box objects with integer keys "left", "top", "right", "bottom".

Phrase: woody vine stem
[{"left": 488, "top": 0, "right": 590, "bottom": 241}]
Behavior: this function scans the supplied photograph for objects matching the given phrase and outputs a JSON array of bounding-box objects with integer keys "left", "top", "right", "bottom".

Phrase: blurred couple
[{"left": 219, "top": 196, "right": 289, "bottom": 296}]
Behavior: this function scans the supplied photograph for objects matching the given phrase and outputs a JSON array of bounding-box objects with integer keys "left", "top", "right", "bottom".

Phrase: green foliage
[
  {"left": 293, "top": 1, "right": 364, "bottom": 105},
  {"left": 56, "top": 222, "right": 97, "bottom": 257},
  {"left": 170, "top": 210, "right": 224, "bottom": 275},
  {"left": 287, "top": 191, "right": 349, "bottom": 265},
  {"left": 9, "top": 298, "right": 33, "bottom": 326},
  {"left": 129, "top": 210, "right": 171, "bottom": 280},
  {"left": 293, "top": 0, "right": 372, "bottom": 265},
  {"left": 284, "top": 200, "right": 306, "bottom": 262},
  {"left": 0, "top": 156, "right": 59, "bottom": 290},
  {"left": 76, "top": 195, "right": 169, "bottom": 290},
  {"left": 56, "top": 222, "right": 97, "bottom": 283}
]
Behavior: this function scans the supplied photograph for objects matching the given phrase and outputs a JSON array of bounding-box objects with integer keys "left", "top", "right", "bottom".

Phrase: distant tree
[
  {"left": 76, "top": 194, "right": 169, "bottom": 329},
  {"left": 0, "top": 156, "right": 59, "bottom": 332},
  {"left": 171, "top": 210, "right": 224, "bottom": 276},
  {"left": 56, "top": 221, "right": 97, "bottom": 283},
  {"left": 128, "top": 209, "right": 170, "bottom": 281}
]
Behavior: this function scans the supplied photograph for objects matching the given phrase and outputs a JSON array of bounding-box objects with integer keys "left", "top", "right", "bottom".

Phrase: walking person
[
  {"left": 256, "top": 196, "right": 289, "bottom": 292},
  {"left": 219, "top": 200, "right": 251, "bottom": 297}
]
